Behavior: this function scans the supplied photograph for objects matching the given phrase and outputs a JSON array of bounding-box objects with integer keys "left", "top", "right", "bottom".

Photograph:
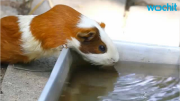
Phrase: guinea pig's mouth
[
  {"left": 79, "top": 52, "right": 118, "bottom": 66},
  {"left": 86, "top": 59, "right": 117, "bottom": 67},
  {"left": 88, "top": 61, "right": 116, "bottom": 66},
  {"left": 97, "top": 65, "right": 117, "bottom": 71},
  {"left": 90, "top": 61, "right": 116, "bottom": 67}
]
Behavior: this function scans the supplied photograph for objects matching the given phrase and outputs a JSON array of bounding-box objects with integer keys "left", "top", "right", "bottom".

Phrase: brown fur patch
[
  {"left": 30, "top": 5, "right": 81, "bottom": 50},
  {"left": 1, "top": 16, "right": 29, "bottom": 64},
  {"left": 75, "top": 27, "right": 107, "bottom": 54},
  {"left": 30, "top": 5, "right": 107, "bottom": 54}
]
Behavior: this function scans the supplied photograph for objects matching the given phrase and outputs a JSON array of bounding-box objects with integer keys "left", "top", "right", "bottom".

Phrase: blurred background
[{"left": 1, "top": 0, "right": 180, "bottom": 47}]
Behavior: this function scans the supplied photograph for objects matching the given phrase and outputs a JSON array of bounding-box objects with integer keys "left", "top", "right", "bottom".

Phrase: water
[
  {"left": 59, "top": 67, "right": 180, "bottom": 101},
  {"left": 100, "top": 74, "right": 180, "bottom": 101}
]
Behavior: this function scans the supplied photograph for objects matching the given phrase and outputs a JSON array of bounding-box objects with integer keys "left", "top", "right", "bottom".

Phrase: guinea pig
[{"left": 0, "top": 4, "right": 119, "bottom": 66}]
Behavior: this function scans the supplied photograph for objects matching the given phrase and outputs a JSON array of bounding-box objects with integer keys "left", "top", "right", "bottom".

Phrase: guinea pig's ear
[
  {"left": 99, "top": 22, "right": 106, "bottom": 28},
  {"left": 77, "top": 31, "right": 96, "bottom": 42}
]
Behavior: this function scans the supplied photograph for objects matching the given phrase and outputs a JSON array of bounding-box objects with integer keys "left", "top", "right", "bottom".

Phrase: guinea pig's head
[{"left": 67, "top": 15, "right": 119, "bottom": 66}]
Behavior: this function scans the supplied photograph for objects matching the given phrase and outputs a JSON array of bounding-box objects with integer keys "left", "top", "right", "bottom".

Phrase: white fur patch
[
  {"left": 18, "top": 15, "right": 62, "bottom": 60},
  {"left": 67, "top": 37, "right": 81, "bottom": 49},
  {"left": 73, "top": 15, "right": 119, "bottom": 66}
]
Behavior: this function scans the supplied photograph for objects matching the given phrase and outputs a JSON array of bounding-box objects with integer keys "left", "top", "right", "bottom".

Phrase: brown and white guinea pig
[{"left": 0, "top": 4, "right": 119, "bottom": 66}]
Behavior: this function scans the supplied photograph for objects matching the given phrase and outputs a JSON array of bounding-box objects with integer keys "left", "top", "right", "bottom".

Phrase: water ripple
[{"left": 100, "top": 73, "right": 180, "bottom": 101}]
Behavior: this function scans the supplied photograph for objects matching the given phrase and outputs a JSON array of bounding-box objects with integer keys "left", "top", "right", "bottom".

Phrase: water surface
[{"left": 59, "top": 67, "right": 180, "bottom": 101}]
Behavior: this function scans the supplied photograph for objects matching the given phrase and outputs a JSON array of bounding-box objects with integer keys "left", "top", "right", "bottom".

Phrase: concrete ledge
[
  {"left": 1, "top": 57, "right": 58, "bottom": 101},
  {"left": 114, "top": 41, "right": 180, "bottom": 65}
]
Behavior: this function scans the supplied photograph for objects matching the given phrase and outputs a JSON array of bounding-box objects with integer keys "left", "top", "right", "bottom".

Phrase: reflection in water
[
  {"left": 59, "top": 67, "right": 180, "bottom": 101},
  {"left": 59, "top": 66, "right": 118, "bottom": 101}
]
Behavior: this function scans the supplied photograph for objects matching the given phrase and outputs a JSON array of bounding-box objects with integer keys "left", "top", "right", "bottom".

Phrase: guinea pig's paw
[{"left": 62, "top": 44, "right": 68, "bottom": 49}]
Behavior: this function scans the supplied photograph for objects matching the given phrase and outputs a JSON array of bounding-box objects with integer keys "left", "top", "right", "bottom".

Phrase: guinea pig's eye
[
  {"left": 89, "top": 32, "right": 94, "bottom": 36},
  {"left": 99, "top": 45, "right": 106, "bottom": 53}
]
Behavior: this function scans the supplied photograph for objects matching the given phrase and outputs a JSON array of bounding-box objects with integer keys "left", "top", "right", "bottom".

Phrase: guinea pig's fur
[{"left": 0, "top": 5, "right": 119, "bottom": 66}]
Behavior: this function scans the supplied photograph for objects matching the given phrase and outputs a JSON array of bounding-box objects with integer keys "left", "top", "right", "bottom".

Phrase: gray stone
[
  {"left": 1, "top": 57, "right": 58, "bottom": 101},
  {"left": 0, "top": 5, "right": 18, "bottom": 18}
]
